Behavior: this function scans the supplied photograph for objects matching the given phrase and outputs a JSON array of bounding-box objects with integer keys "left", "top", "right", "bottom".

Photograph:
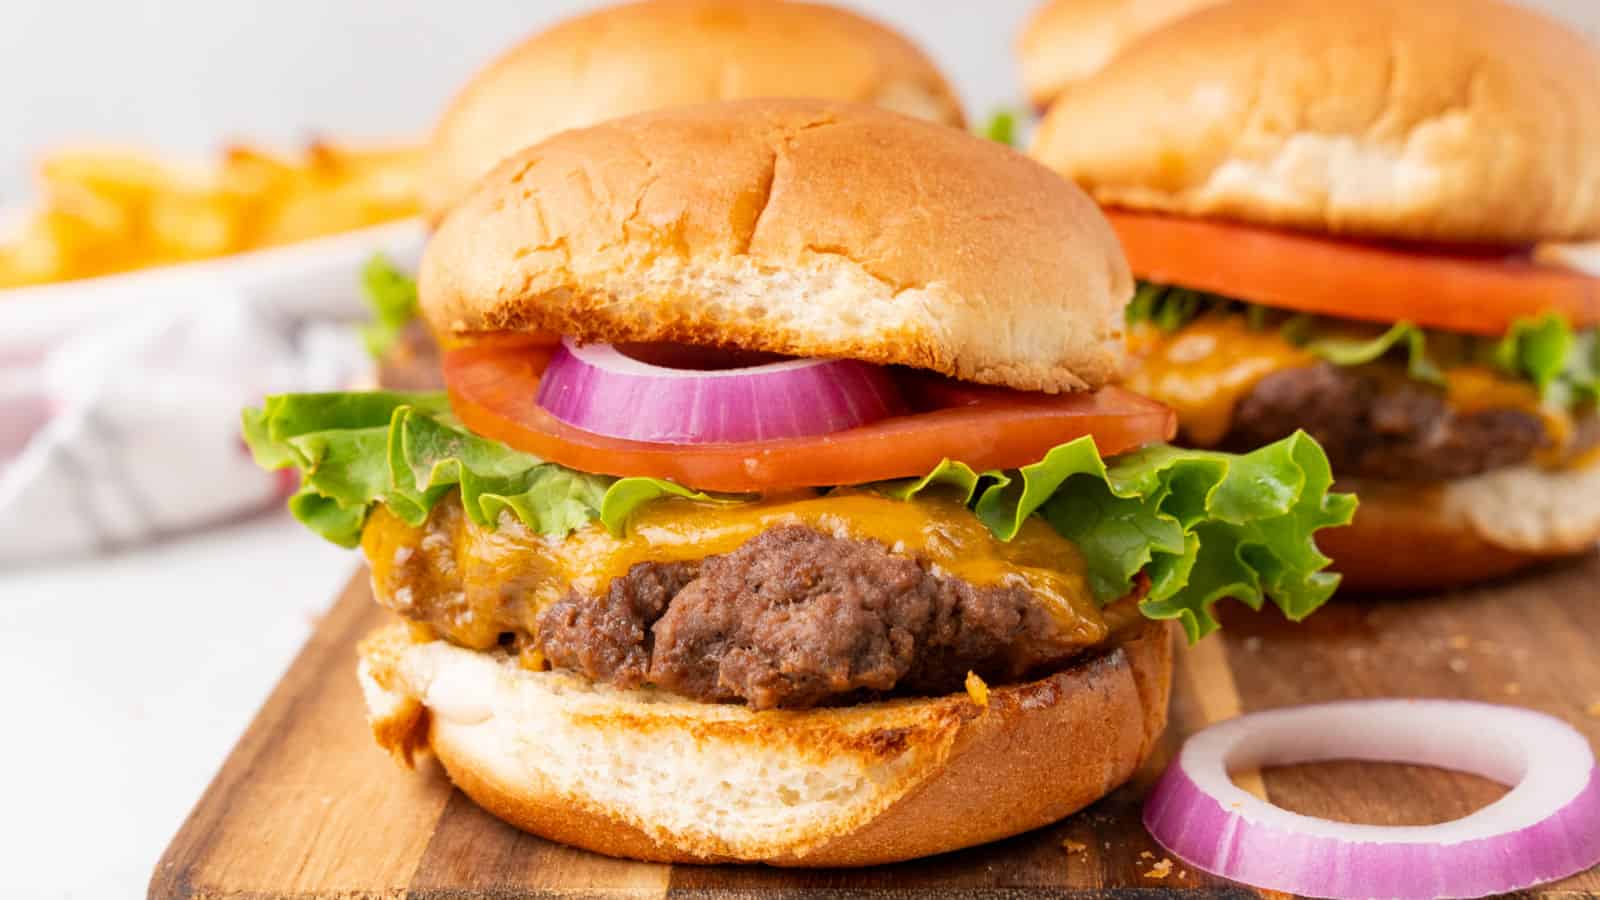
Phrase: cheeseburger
[
  {"left": 1031, "top": 0, "right": 1600, "bottom": 591},
  {"left": 247, "top": 101, "right": 1351, "bottom": 865},
  {"left": 371, "top": 0, "right": 966, "bottom": 389}
]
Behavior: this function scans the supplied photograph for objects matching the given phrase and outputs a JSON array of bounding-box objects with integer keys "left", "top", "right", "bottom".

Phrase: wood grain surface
[{"left": 151, "top": 555, "right": 1600, "bottom": 898}]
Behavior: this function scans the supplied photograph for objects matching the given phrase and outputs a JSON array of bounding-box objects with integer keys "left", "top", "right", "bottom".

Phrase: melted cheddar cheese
[
  {"left": 362, "top": 490, "right": 1106, "bottom": 657},
  {"left": 1124, "top": 317, "right": 1313, "bottom": 446},
  {"left": 1444, "top": 367, "right": 1575, "bottom": 466}
]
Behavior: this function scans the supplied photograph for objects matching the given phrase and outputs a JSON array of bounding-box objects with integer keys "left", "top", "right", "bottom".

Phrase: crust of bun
[
  {"left": 1323, "top": 461, "right": 1600, "bottom": 592},
  {"left": 1017, "top": 0, "right": 1224, "bottom": 109},
  {"left": 424, "top": 0, "right": 964, "bottom": 221},
  {"left": 358, "top": 619, "right": 1172, "bottom": 866},
  {"left": 421, "top": 99, "right": 1132, "bottom": 393},
  {"left": 1030, "top": 0, "right": 1600, "bottom": 244}
]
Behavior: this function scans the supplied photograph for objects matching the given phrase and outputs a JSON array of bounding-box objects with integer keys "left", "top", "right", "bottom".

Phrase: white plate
[{"left": 0, "top": 218, "right": 427, "bottom": 343}]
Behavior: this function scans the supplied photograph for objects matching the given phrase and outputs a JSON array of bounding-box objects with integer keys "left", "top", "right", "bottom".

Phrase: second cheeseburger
[
  {"left": 1030, "top": 0, "right": 1600, "bottom": 590},
  {"left": 246, "top": 100, "right": 1352, "bottom": 865}
]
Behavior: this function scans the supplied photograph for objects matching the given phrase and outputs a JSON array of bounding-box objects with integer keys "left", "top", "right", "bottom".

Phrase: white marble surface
[{"left": 0, "top": 513, "right": 356, "bottom": 899}]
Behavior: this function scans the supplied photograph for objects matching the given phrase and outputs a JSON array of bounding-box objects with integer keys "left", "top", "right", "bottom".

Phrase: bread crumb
[
  {"left": 1061, "top": 839, "right": 1087, "bottom": 854},
  {"left": 1448, "top": 635, "right": 1471, "bottom": 650},
  {"left": 1449, "top": 657, "right": 1469, "bottom": 674},
  {"left": 1504, "top": 682, "right": 1521, "bottom": 696},
  {"left": 1140, "top": 850, "right": 1154, "bottom": 860},
  {"left": 1145, "top": 859, "right": 1174, "bottom": 880},
  {"left": 965, "top": 671, "right": 990, "bottom": 707}
]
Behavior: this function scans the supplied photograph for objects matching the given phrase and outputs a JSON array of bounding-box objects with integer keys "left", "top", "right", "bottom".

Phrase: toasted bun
[
  {"left": 1017, "top": 0, "right": 1223, "bottom": 109},
  {"left": 423, "top": 0, "right": 964, "bottom": 222},
  {"left": 1322, "top": 461, "right": 1600, "bottom": 592},
  {"left": 358, "top": 619, "right": 1172, "bottom": 866},
  {"left": 421, "top": 99, "right": 1132, "bottom": 393},
  {"left": 1030, "top": 0, "right": 1600, "bottom": 245}
]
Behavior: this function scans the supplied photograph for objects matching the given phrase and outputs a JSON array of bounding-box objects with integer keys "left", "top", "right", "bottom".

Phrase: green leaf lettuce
[
  {"left": 886, "top": 431, "right": 1353, "bottom": 640},
  {"left": 980, "top": 109, "right": 1020, "bottom": 148},
  {"left": 242, "top": 392, "right": 721, "bottom": 547},
  {"left": 1492, "top": 314, "right": 1600, "bottom": 409},
  {"left": 1302, "top": 322, "right": 1445, "bottom": 385},
  {"left": 359, "top": 255, "right": 420, "bottom": 359}
]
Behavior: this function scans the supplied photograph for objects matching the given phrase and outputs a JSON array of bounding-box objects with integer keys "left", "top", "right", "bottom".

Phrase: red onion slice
[
  {"left": 535, "top": 338, "right": 905, "bottom": 444},
  {"left": 1145, "top": 700, "right": 1600, "bottom": 899}
]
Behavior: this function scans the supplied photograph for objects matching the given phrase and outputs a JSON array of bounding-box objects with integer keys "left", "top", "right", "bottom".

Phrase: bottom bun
[
  {"left": 358, "top": 619, "right": 1172, "bottom": 866},
  {"left": 1324, "top": 460, "right": 1600, "bottom": 592}
]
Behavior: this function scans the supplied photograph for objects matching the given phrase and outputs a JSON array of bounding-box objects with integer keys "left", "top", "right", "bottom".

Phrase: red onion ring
[
  {"left": 1144, "top": 700, "right": 1600, "bottom": 898},
  {"left": 534, "top": 338, "right": 905, "bottom": 444}
]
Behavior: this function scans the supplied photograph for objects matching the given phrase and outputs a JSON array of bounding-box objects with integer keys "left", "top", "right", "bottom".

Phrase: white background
[
  {"left": 4, "top": 0, "right": 1598, "bottom": 201},
  {"left": 3, "top": 1, "right": 1035, "bottom": 203},
  {"left": 3, "top": 2, "right": 1600, "bottom": 898}
]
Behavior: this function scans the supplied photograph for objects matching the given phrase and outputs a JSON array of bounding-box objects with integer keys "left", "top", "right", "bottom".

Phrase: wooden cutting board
[{"left": 151, "top": 556, "right": 1600, "bottom": 898}]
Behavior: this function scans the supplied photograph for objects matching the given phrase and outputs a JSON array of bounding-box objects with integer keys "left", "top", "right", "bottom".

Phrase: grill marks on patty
[
  {"left": 1225, "top": 363, "right": 1584, "bottom": 480},
  {"left": 538, "top": 526, "right": 1091, "bottom": 710}
]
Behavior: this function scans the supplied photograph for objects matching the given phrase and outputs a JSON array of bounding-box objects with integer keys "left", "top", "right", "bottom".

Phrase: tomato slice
[
  {"left": 443, "top": 343, "right": 1177, "bottom": 493},
  {"left": 1108, "top": 211, "right": 1600, "bottom": 336}
]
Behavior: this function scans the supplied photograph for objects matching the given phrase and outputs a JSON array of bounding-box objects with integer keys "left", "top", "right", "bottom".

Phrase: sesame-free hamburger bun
[
  {"left": 1030, "top": 0, "right": 1600, "bottom": 245},
  {"left": 423, "top": 0, "right": 965, "bottom": 221},
  {"left": 360, "top": 618, "right": 1172, "bottom": 866},
  {"left": 422, "top": 99, "right": 1132, "bottom": 393},
  {"left": 1017, "top": 0, "right": 1224, "bottom": 109}
]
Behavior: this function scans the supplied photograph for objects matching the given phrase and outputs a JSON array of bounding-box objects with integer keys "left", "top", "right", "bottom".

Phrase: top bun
[
  {"left": 420, "top": 99, "right": 1131, "bottom": 394},
  {"left": 423, "top": 0, "right": 965, "bottom": 222},
  {"left": 1030, "top": 0, "right": 1600, "bottom": 245},
  {"left": 1017, "top": 0, "right": 1223, "bottom": 109}
]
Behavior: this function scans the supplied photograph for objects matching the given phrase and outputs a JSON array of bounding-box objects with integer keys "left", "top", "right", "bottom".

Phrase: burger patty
[
  {"left": 537, "top": 525, "right": 1097, "bottom": 710},
  {"left": 1225, "top": 363, "right": 1594, "bottom": 480},
  {"left": 366, "top": 495, "right": 1129, "bottom": 711}
]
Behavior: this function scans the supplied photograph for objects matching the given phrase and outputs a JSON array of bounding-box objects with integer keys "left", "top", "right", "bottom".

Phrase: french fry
[{"left": 0, "top": 140, "right": 423, "bottom": 289}]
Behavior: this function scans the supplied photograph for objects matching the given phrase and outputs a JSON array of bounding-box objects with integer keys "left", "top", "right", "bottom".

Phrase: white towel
[
  {"left": 0, "top": 293, "right": 370, "bottom": 564},
  {"left": 0, "top": 220, "right": 426, "bottom": 565}
]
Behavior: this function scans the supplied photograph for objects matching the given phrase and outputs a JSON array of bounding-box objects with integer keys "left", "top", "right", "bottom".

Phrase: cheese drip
[{"left": 1125, "top": 317, "right": 1312, "bottom": 447}]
